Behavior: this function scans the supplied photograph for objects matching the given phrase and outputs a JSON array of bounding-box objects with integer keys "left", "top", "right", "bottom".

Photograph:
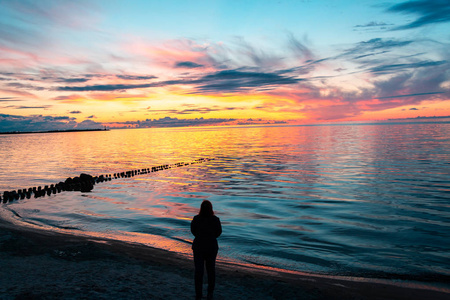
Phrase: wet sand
[{"left": 0, "top": 220, "right": 448, "bottom": 300}]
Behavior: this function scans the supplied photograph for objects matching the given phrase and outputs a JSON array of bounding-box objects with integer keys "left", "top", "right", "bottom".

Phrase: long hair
[{"left": 199, "top": 200, "right": 214, "bottom": 217}]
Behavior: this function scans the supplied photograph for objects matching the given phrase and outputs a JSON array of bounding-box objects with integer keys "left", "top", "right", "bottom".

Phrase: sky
[{"left": 1, "top": 0, "right": 450, "bottom": 131}]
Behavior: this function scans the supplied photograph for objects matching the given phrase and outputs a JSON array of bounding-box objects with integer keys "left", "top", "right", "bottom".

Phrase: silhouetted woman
[{"left": 191, "top": 200, "right": 222, "bottom": 300}]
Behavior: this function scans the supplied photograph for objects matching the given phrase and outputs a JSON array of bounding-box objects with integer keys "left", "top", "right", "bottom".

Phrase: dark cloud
[
  {"left": 387, "top": 0, "right": 450, "bottom": 30},
  {"left": 0, "top": 113, "right": 102, "bottom": 133},
  {"left": 70, "top": 110, "right": 82, "bottom": 114},
  {"left": 51, "top": 116, "right": 72, "bottom": 120},
  {"left": 390, "top": 115, "right": 450, "bottom": 121},
  {"left": 57, "top": 78, "right": 91, "bottom": 83},
  {"left": 174, "top": 61, "right": 204, "bottom": 68},
  {"left": 342, "top": 38, "right": 413, "bottom": 59},
  {"left": 76, "top": 119, "right": 102, "bottom": 129},
  {"left": 353, "top": 51, "right": 389, "bottom": 60},
  {"left": 193, "top": 69, "right": 300, "bottom": 93},
  {"left": 368, "top": 61, "right": 450, "bottom": 108},
  {"left": 409, "top": 107, "right": 419, "bottom": 110},
  {"left": 237, "top": 119, "right": 287, "bottom": 125},
  {"left": 354, "top": 21, "right": 393, "bottom": 28},
  {"left": 116, "top": 75, "right": 158, "bottom": 80},
  {"left": 56, "top": 82, "right": 160, "bottom": 92},
  {"left": 56, "top": 69, "right": 300, "bottom": 93},
  {"left": 369, "top": 60, "right": 447, "bottom": 74},
  {"left": 378, "top": 92, "right": 445, "bottom": 99},
  {"left": 110, "top": 117, "right": 286, "bottom": 128},
  {"left": 5, "top": 105, "right": 51, "bottom": 109},
  {"left": 0, "top": 97, "right": 22, "bottom": 102},
  {"left": 87, "top": 115, "right": 95, "bottom": 118}
]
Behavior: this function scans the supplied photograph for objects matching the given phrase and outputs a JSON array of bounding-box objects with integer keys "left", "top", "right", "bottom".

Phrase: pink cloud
[{"left": 0, "top": 88, "right": 38, "bottom": 99}]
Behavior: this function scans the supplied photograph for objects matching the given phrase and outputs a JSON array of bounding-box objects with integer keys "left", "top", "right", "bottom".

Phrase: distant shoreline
[{"left": 0, "top": 128, "right": 109, "bottom": 135}]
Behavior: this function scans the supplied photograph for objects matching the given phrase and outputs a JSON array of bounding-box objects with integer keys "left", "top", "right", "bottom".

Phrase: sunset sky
[{"left": 1, "top": 0, "right": 450, "bottom": 131}]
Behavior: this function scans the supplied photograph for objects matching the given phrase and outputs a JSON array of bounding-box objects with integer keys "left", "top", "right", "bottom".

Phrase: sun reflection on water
[{"left": 1, "top": 124, "right": 449, "bottom": 281}]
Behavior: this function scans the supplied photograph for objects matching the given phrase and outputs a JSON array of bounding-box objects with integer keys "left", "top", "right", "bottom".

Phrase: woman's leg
[
  {"left": 205, "top": 249, "right": 218, "bottom": 299},
  {"left": 194, "top": 250, "right": 205, "bottom": 299}
]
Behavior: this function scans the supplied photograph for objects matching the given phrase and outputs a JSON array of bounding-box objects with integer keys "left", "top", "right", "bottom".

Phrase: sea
[{"left": 1, "top": 123, "right": 449, "bottom": 285}]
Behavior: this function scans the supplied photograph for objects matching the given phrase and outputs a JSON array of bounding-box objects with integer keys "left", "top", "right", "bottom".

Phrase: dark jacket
[{"left": 191, "top": 215, "right": 222, "bottom": 252}]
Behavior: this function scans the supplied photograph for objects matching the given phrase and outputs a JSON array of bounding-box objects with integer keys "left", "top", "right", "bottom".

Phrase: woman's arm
[
  {"left": 191, "top": 216, "right": 197, "bottom": 236},
  {"left": 216, "top": 217, "right": 222, "bottom": 238}
]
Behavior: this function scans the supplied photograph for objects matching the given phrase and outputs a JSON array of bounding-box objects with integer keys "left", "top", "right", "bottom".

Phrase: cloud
[
  {"left": 0, "top": 113, "right": 103, "bottom": 132},
  {"left": 386, "top": 0, "right": 450, "bottom": 30},
  {"left": 56, "top": 82, "right": 159, "bottom": 92},
  {"left": 174, "top": 61, "right": 204, "bottom": 68},
  {"left": 70, "top": 110, "right": 82, "bottom": 114},
  {"left": 342, "top": 38, "right": 413, "bottom": 59},
  {"left": 369, "top": 60, "right": 447, "bottom": 74},
  {"left": 57, "top": 77, "right": 91, "bottom": 83},
  {"left": 6, "top": 105, "right": 52, "bottom": 110},
  {"left": 127, "top": 36, "right": 301, "bottom": 72},
  {"left": 52, "top": 94, "right": 87, "bottom": 102},
  {"left": 3, "top": 0, "right": 100, "bottom": 31},
  {"left": 0, "top": 88, "right": 38, "bottom": 98},
  {"left": 410, "top": 107, "right": 419, "bottom": 110},
  {"left": 110, "top": 116, "right": 236, "bottom": 128},
  {"left": 377, "top": 92, "right": 445, "bottom": 99},
  {"left": 145, "top": 105, "right": 244, "bottom": 115},
  {"left": 193, "top": 69, "right": 301, "bottom": 93},
  {"left": 0, "top": 97, "right": 22, "bottom": 102},
  {"left": 76, "top": 119, "right": 102, "bottom": 129},
  {"left": 116, "top": 75, "right": 158, "bottom": 80},
  {"left": 354, "top": 21, "right": 393, "bottom": 28},
  {"left": 6, "top": 82, "right": 45, "bottom": 91},
  {"left": 55, "top": 69, "right": 300, "bottom": 94},
  {"left": 288, "top": 33, "right": 315, "bottom": 62}
]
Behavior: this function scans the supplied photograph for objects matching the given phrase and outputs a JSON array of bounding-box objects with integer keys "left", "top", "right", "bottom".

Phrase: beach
[{"left": 1, "top": 220, "right": 448, "bottom": 300}]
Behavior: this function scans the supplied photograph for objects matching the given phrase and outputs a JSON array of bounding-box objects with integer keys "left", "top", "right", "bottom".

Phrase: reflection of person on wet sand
[{"left": 191, "top": 200, "right": 222, "bottom": 300}]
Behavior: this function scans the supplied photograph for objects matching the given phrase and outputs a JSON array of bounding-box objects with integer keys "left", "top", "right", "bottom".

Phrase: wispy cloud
[
  {"left": 0, "top": 97, "right": 22, "bottom": 102},
  {"left": 354, "top": 21, "right": 394, "bottom": 28},
  {"left": 288, "top": 33, "right": 315, "bottom": 62},
  {"left": 144, "top": 104, "right": 244, "bottom": 115},
  {"left": 341, "top": 38, "right": 414, "bottom": 60},
  {"left": 386, "top": 0, "right": 450, "bottom": 30},
  {"left": 377, "top": 92, "right": 445, "bottom": 99},
  {"left": 55, "top": 68, "right": 300, "bottom": 93},
  {"left": 57, "top": 82, "right": 159, "bottom": 92},
  {"left": 116, "top": 75, "right": 158, "bottom": 80},
  {"left": 5, "top": 105, "right": 52, "bottom": 110},
  {"left": 369, "top": 60, "right": 447, "bottom": 74},
  {"left": 174, "top": 61, "right": 204, "bottom": 68},
  {"left": 193, "top": 69, "right": 301, "bottom": 93}
]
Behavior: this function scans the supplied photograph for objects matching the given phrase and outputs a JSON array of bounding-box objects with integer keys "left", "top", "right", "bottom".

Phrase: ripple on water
[{"left": 1, "top": 124, "right": 449, "bottom": 281}]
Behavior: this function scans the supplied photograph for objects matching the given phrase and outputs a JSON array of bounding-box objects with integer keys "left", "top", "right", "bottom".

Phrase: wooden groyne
[{"left": 1, "top": 158, "right": 214, "bottom": 204}]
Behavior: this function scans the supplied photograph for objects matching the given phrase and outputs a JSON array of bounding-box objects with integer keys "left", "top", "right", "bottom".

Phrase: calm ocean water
[{"left": 1, "top": 123, "right": 449, "bottom": 282}]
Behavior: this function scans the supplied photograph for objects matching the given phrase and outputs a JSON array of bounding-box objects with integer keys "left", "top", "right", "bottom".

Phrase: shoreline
[
  {"left": 0, "top": 128, "right": 109, "bottom": 135},
  {"left": 1, "top": 219, "right": 449, "bottom": 299}
]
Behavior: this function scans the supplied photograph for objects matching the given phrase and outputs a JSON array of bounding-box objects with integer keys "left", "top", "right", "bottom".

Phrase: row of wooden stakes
[{"left": 1, "top": 158, "right": 214, "bottom": 204}]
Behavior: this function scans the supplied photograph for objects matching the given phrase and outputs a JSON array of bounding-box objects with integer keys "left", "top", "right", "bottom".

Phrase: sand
[{"left": 0, "top": 220, "right": 449, "bottom": 300}]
